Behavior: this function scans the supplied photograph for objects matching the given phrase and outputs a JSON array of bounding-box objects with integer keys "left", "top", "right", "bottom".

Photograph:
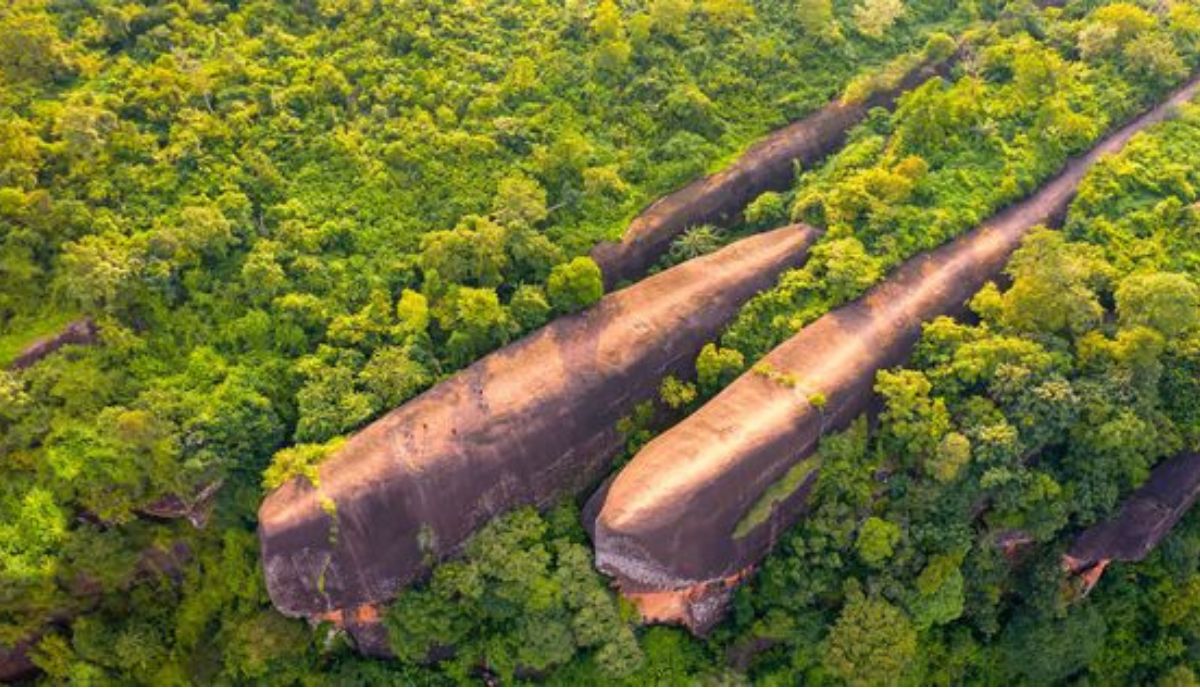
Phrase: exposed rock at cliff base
[
  {"left": 589, "top": 74, "right": 1200, "bottom": 633},
  {"left": 258, "top": 223, "right": 821, "bottom": 620}
]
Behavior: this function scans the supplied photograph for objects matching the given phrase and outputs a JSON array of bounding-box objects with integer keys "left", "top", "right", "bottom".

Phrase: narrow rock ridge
[
  {"left": 589, "top": 54, "right": 955, "bottom": 288},
  {"left": 258, "top": 223, "right": 821, "bottom": 620},
  {"left": 7, "top": 317, "right": 98, "bottom": 371},
  {"left": 589, "top": 74, "right": 1200, "bottom": 634},
  {"left": 1064, "top": 451, "right": 1200, "bottom": 594}
]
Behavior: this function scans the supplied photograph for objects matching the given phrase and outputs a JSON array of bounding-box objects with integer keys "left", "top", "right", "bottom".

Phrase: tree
[
  {"left": 700, "top": 0, "right": 754, "bottom": 30},
  {"left": 649, "top": 0, "right": 692, "bottom": 39},
  {"left": 667, "top": 224, "right": 723, "bottom": 263},
  {"left": 823, "top": 588, "right": 918, "bottom": 685},
  {"left": 445, "top": 287, "right": 514, "bottom": 366},
  {"left": 797, "top": 0, "right": 839, "bottom": 41},
  {"left": 547, "top": 257, "right": 603, "bottom": 314},
  {"left": 395, "top": 289, "right": 431, "bottom": 337},
  {"left": 592, "top": 0, "right": 632, "bottom": 72},
  {"left": 509, "top": 284, "right": 552, "bottom": 330},
  {"left": 659, "top": 375, "right": 697, "bottom": 410},
  {"left": 696, "top": 342, "right": 744, "bottom": 394},
  {"left": 359, "top": 346, "right": 432, "bottom": 407},
  {"left": 906, "top": 553, "right": 965, "bottom": 629},
  {"left": 855, "top": 517, "right": 901, "bottom": 567},
  {"left": 1116, "top": 271, "right": 1200, "bottom": 339},
  {"left": 492, "top": 174, "right": 548, "bottom": 229},
  {"left": 852, "top": 0, "right": 904, "bottom": 40},
  {"left": 875, "top": 369, "right": 950, "bottom": 465},
  {"left": 928, "top": 431, "right": 970, "bottom": 483},
  {"left": 1123, "top": 34, "right": 1187, "bottom": 89},
  {"left": 419, "top": 216, "right": 510, "bottom": 292},
  {"left": 0, "top": 11, "right": 73, "bottom": 84},
  {"left": 999, "top": 229, "right": 1111, "bottom": 338},
  {"left": 744, "top": 192, "right": 787, "bottom": 228},
  {"left": 294, "top": 366, "right": 376, "bottom": 442}
]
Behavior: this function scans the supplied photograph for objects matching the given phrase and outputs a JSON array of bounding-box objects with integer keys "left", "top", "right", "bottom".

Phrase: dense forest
[{"left": 4, "top": 0, "right": 1200, "bottom": 687}]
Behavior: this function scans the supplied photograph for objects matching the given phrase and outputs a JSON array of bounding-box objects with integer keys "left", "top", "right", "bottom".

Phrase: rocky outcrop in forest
[
  {"left": 589, "top": 53, "right": 954, "bottom": 287},
  {"left": 258, "top": 223, "right": 820, "bottom": 623},
  {"left": 1064, "top": 452, "right": 1200, "bottom": 592},
  {"left": 6, "top": 318, "right": 97, "bottom": 371},
  {"left": 0, "top": 639, "right": 36, "bottom": 684},
  {"left": 589, "top": 74, "right": 1200, "bottom": 633}
]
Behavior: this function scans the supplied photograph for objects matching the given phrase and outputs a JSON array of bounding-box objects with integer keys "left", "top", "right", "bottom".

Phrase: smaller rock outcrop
[
  {"left": 139, "top": 480, "right": 223, "bottom": 529},
  {"left": 7, "top": 318, "right": 98, "bottom": 371},
  {"left": 0, "top": 638, "right": 37, "bottom": 684},
  {"left": 590, "top": 55, "right": 954, "bottom": 288},
  {"left": 1064, "top": 452, "right": 1200, "bottom": 593}
]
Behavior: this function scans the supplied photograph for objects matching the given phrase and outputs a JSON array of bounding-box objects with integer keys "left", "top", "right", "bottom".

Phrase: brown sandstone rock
[
  {"left": 589, "top": 75, "right": 1200, "bottom": 633},
  {"left": 7, "top": 318, "right": 98, "bottom": 371},
  {"left": 590, "top": 55, "right": 955, "bottom": 288},
  {"left": 258, "top": 223, "right": 821, "bottom": 620},
  {"left": 1065, "top": 452, "right": 1200, "bottom": 593}
]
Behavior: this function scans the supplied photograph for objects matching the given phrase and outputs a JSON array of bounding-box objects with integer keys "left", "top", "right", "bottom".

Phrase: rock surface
[
  {"left": 1064, "top": 452, "right": 1200, "bottom": 591},
  {"left": 589, "top": 56, "right": 954, "bottom": 288},
  {"left": 0, "top": 638, "right": 37, "bottom": 684},
  {"left": 258, "top": 223, "right": 821, "bottom": 620},
  {"left": 589, "top": 74, "right": 1200, "bottom": 633},
  {"left": 7, "top": 318, "right": 98, "bottom": 371}
]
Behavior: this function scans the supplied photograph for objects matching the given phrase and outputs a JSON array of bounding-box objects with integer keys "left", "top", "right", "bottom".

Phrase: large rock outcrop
[
  {"left": 1064, "top": 452, "right": 1200, "bottom": 592},
  {"left": 258, "top": 223, "right": 821, "bottom": 621},
  {"left": 589, "top": 74, "right": 1200, "bottom": 634},
  {"left": 589, "top": 55, "right": 954, "bottom": 288}
]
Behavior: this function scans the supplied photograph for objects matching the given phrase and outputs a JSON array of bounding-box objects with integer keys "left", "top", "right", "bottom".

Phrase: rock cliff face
[
  {"left": 589, "top": 56, "right": 954, "bottom": 288},
  {"left": 589, "top": 74, "right": 1200, "bottom": 633},
  {"left": 258, "top": 224, "right": 820, "bottom": 620},
  {"left": 1064, "top": 452, "right": 1200, "bottom": 591},
  {"left": 7, "top": 318, "right": 98, "bottom": 371}
]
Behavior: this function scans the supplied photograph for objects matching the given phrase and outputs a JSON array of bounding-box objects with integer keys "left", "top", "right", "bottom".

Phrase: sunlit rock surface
[
  {"left": 259, "top": 223, "right": 821, "bottom": 619},
  {"left": 589, "top": 75, "right": 1200, "bottom": 633}
]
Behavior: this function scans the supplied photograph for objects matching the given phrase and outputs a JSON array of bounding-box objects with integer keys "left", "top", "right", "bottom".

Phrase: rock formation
[
  {"left": 0, "top": 638, "right": 37, "bottom": 684},
  {"left": 139, "top": 479, "right": 223, "bottom": 529},
  {"left": 7, "top": 318, "right": 98, "bottom": 371},
  {"left": 588, "top": 74, "right": 1200, "bottom": 634},
  {"left": 1064, "top": 452, "right": 1200, "bottom": 593},
  {"left": 589, "top": 55, "right": 954, "bottom": 288},
  {"left": 258, "top": 223, "right": 821, "bottom": 623}
]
